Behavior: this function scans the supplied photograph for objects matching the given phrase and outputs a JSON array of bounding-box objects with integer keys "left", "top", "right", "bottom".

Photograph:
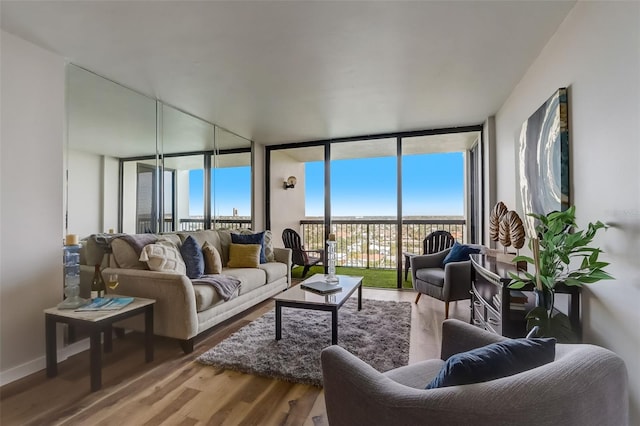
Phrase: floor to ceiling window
[{"left": 267, "top": 128, "right": 482, "bottom": 289}]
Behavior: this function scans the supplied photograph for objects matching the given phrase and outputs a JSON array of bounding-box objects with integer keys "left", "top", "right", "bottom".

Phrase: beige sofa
[{"left": 82, "top": 229, "right": 291, "bottom": 353}]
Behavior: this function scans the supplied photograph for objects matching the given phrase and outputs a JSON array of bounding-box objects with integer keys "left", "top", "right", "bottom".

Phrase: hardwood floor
[{"left": 0, "top": 288, "right": 470, "bottom": 426}]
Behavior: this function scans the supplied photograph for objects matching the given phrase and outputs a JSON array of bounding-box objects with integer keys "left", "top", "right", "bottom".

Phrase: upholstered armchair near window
[
  {"left": 321, "top": 319, "right": 629, "bottom": 426},
  {"left": 410, "top": 243, "right": 481, "bottom": 319}
]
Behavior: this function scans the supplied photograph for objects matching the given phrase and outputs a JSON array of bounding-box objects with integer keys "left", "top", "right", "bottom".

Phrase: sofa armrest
[
  {"left": 440, "top": 319, "right": 505, "bottom": 360},
  {"left": 102, "top": 267, "right": 198, "bottom": 340},
  {"left": 273, "top": 247, "right": 292, "bottom": 287},
  {"left": 410, "top": 248, "right": 451, "bottom": 270},
  {"left": 442, "top": 260, "right": 472, "bottom": 301}
]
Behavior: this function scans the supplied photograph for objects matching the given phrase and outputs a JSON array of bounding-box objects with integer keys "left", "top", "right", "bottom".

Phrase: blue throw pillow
[
  {"left": 231, "top": 231, "right": 267, "bottom": 264},
  {"left": 442, "top": 242, "right": 480, "bottom": 266},
  {"left": 425, "top": 338, "right": 556, "bottom": 389},
  {"left": 180, "top": 235, "right": 204, "bottom": 279}
]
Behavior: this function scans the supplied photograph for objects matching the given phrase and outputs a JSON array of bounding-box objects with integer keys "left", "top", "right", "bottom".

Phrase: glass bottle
[{"left": 91, "top": 265, "right": 106, "bottom": 299}]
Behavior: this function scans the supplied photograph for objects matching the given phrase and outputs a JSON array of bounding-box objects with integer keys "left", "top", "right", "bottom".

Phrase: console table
[
  {"left": 44, "top": 297, "right": 155, "bottom": 391},
  {"left": 470, "top": 253, "right": 581, "bottom": 339}
]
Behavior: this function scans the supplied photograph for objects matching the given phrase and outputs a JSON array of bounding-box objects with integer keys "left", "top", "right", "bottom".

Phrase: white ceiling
[{"left": 1, "top": 0, "right": 575, "bottom": 145}]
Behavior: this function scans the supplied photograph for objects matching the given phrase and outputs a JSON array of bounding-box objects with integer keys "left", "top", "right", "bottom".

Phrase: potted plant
[{"left": 508, "top": 206, "right": 613, "bottom": 342}]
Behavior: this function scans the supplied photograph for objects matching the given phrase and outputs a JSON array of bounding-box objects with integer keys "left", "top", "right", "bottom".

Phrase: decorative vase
[
  {"left": 534, "top": 288, "right": 554, "bottom": 313},
  {"left": 57, "top": 240, "right": 87, "bottom": 309},
  {"left": 326, "top": 240, "right": 339, "bottom": 283}
]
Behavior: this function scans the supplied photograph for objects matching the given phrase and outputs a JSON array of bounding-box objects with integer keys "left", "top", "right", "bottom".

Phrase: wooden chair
[
  {"left": 403, "top": 230, "right": 455, "bottom": 281},
  {"left": 281, "top": 228, "right": 324, "bottom": 278}
]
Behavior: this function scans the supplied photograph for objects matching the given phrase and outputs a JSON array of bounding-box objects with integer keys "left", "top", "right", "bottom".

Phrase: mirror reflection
[{"left": 66, "top": 65, "right": 253, "bottom": 238}]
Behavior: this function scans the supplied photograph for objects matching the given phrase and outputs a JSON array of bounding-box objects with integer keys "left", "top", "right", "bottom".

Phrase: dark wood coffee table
[
  {"left": 273, "top": 274, "right": 363, "bottom": 345},
  {"left": 44, "top": 296, "right": 155, "bottom": 391}
]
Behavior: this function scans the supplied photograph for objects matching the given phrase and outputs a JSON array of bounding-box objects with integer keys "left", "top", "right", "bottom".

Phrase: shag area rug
[{"left": 197, "top": 298, "right": 411, "bottom": 387}]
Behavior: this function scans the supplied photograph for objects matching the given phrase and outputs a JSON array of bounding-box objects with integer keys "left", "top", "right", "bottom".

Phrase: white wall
[
  {"left": 253, "top": 142, "right": 265, "bottom": 231},
  {"left": 269, "top": 150, "right": 306, "bottom": 248},
  {"left": 493, "top": 2, "right": 640, "bottom": 422},
  {"left": 0, "top": 31, "right": 66, "bottom": 383}
]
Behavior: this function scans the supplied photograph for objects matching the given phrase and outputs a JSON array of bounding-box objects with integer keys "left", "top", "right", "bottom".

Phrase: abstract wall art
[{"left": 516, "top": 87, "right": 570, "bottom": 237}]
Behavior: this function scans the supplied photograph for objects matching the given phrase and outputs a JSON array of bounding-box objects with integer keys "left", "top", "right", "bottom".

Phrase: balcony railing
[
  {"left": 136, "top": 217, "right": 251, "bottom": 233},
  {"left": 301, "top": 218, "right": 465, "bottom": 269}
]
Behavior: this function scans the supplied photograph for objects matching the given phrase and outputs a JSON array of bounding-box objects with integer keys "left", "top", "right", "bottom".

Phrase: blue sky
[
  {"left": 188, "top": 152, "right": 463, "bottom": 217},
  {"left": 189, "top": 168, "right": 252, "bottom": 217},
  {"left": 306, "top": 152, "right": 464, "bottom": 216}
]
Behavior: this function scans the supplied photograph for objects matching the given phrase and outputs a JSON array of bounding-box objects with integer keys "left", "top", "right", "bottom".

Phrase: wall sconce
[{"left": 283, "top": 176, "right": 297, "bottom": 189}]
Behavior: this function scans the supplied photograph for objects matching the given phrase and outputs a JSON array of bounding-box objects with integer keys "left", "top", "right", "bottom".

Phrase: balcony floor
[{"left": 292, "top": 265, "right": 414, "bottom": 289}]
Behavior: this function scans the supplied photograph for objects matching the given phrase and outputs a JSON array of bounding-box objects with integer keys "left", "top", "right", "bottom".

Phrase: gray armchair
[
  {"left": 321, "top": 319, "right": 628, "bottom": 426},
  {"left": 410, "top": 247, "right": 472, "bottom": 318}
]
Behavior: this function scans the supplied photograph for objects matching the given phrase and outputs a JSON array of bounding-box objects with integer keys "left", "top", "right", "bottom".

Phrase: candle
[
  {"left": 65, "top": 234, "right": 79, "bottom": 246},
  {"left": 328, "top": 233, "right": 336, "bottom": 241}
]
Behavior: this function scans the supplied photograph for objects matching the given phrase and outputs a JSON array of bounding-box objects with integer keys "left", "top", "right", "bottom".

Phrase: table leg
[
  {"left": 275, "top": 302, "right": 282, "bottom": 340},
  {"left": 90, "top": 330, "right": 102, "bottom": 391},
  {"left": 145, "top": 305, "right": 154, "bottom": 363},
  {"left": 45, "top": 315, "right": 57, "bottom": 377},
  {"left": 331, "top": 309, "right": 338, "bottom": 345},
  {"left": 103, "top": 324, "right": 113, "bottom": 353},
  {"left": 358, "top": 283, "right": 362, "bottom": 311}
]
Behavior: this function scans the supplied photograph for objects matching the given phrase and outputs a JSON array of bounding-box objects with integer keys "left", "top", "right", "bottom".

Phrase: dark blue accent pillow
[
  {"left": 231, "top": 232, "right": 267, "bottom": 264},
  {"left": 442, "top": 242, "right": 480, "bottom": 266},
  {"left": 425, "top": 338, "right": 556, "bottom": 389},
  {"left": 180, "top": 235, "right": 204, "bottom": 279}
]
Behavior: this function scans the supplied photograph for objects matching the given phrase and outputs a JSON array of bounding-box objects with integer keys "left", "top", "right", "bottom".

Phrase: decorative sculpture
[
  {"left": 490, "top": 202, "right": 508, "bottom": 241},
  {"left": 490, "top": 202, "right": 526, "bottom": 252}
]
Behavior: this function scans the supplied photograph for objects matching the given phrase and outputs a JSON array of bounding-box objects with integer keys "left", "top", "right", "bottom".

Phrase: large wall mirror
[
  {"left": 66, "top": 64, "right": 253, "bottom": 239},
  {"left": 66, "top": 64, "right": 157, "bottom": 237}
]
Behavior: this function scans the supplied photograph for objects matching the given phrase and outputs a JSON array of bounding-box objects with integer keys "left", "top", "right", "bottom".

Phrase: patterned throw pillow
[
  {"left": 139, "top": 243, "right": 186, "bottom": 275},
  {"left": 202, "top": 241, "right": 223, "bottom": 274},
  {"left": 263, "top": 230, "right": 275, "bottom": 262},
  {"left": 227, "top": 243, "right": 261, "bottom": 268},
  {"left": 180, "top": 235, "right": 205, "bottom": 279}
]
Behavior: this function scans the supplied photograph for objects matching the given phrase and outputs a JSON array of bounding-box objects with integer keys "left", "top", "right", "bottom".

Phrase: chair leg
[
  {"left": 445, "top": 301, "right": 450, "bottom": 319},
  {"left": 301, "top": 265, "right": 311, "bottom": 278},
  {"left": 414, "top": 293, "right": 422, "bottom": 304}
]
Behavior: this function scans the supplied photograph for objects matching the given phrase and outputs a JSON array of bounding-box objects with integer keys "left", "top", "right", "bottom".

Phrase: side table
[{"left": 44, "top": 297, "right": 155, "bottom": 391}]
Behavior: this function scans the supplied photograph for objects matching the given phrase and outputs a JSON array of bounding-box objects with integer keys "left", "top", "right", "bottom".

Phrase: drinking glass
[{"left": 108, "top": 273, "right": 119, "bottom": 290}]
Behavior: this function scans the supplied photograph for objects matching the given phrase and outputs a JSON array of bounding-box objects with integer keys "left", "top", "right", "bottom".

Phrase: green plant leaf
[
  {"left": 508, "top": 281, "right": 526, "bottom": 289},
  {"left": 512, "top": 255, "right": 534, "bottom": 264}
]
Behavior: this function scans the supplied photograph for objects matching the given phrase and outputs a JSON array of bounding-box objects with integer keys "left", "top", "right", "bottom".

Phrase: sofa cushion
[
  {"left": 158, "top": 233, "right": 182, "bottom": 248},
  {"left": 180, "top": 235, "right": 204, "bottom": 279},
  {"left": 442, "top": 242, "right": 481, "bottom": 266},
  {"left": 227, "top": 243, "right": 261, "bottom": 268},
  {"left": 415, "top": 268, "right": 445, "bottom": 286},
  {"left": 218, "top": 230, "right": 233, "bottom": 266},
  {"left": 139, "top": 243, "right": 186, "bottom": 275},
  {"left": 231, "top": 231, "right": 267, "bottom": 263},
  {"left": 384, "top": 359, "right": 446, "bottom": 389},
  {"left": 111, "top": 238, "right": 148, "bottom": 270},
  {"left": 192, "top": 283, "right": 225, "bottom": 312},
  {"left": 223, "top": 267, "right": 267, "bottom": 294},
  {"left": 425, "top": 338, "right": 556, "bottom": 389},
  {"left": 202, "top": 241, "right": 223, "bottom": 274},
  {"left": 258, "top": 261, "right": 288, "bottom": 283}
]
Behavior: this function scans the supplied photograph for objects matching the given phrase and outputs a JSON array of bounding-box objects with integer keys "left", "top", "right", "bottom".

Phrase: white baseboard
[{"left": 0, "top": 337, "right": 90, "bottom": 387}]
